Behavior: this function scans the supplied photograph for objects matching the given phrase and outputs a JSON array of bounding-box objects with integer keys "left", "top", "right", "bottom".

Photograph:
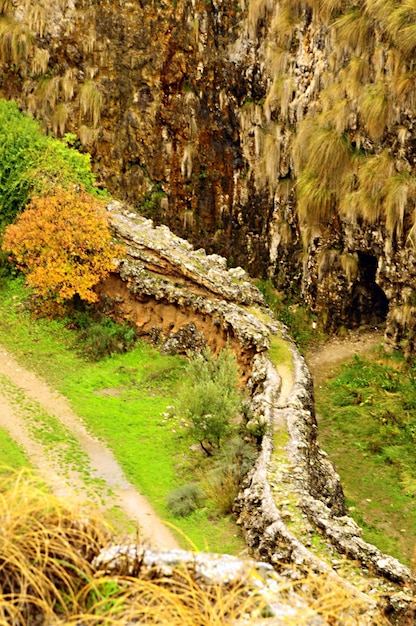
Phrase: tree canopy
[{"left": 2, "top": 187, "right": 123, "bottom": 304}]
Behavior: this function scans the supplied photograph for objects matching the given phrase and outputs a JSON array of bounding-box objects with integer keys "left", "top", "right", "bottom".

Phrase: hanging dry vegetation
[
  {"left": 255, "top": 0, "right": 416, "bottom": 245},
  {"left": 0, "top": 0, "right": 103, "bottom": 140}
]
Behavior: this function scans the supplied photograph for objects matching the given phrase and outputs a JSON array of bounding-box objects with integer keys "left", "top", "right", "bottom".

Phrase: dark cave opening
[{"left": 349, "top": 253, "right": 389, "bottom": 328}]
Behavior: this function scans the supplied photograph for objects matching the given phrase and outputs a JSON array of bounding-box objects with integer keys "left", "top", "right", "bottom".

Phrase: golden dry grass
[
  {"left": 0, "top": 468, "right": 391, "bottom": 625},
  {"left": 0, "top": 468, "right": 274, "bottom": 624},
  {"left": 0, "top": 469, "right": 110, "bottom": 625}
]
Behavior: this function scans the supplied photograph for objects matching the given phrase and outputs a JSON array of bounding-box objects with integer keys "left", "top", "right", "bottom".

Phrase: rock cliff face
[{"left": 1, "top": 0, "right": 416, "bottom": 349}]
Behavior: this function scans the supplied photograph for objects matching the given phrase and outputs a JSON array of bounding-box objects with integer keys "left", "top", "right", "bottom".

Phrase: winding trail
[{"left": 0, "top": 346, "right": 179, "bottom": 550}]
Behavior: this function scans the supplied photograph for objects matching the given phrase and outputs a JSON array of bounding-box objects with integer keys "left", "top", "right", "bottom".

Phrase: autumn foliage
[{"left": 2, "top": 188, "right": 123, "bottom": 304}]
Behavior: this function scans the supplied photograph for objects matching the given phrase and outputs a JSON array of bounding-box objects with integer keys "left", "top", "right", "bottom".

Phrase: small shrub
[
  {"left": 166, "top": 483, "right": 204, "bottom": 518},
  {"left": 218, "top": 437, "right": 258, "bottom": 479},
  {"left": 177, "top": 347, "right": 242, "bottom": 454},
  {"left": 203, "top": 465, "right": 240, "bottom": 515},
  {"left": 203, "top": 438, "right": 258, "bottom": 515},
  {"left": 76, "top": 317, "right": 137, "bottom": 361}
]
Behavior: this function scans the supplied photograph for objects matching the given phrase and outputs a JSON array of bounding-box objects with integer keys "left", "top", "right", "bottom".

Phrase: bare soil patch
[{"left": 306, "top": 329, "right": 384, "bottom": 387}]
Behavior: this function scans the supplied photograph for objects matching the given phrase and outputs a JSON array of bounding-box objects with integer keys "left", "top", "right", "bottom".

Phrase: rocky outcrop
[
  {"left": 93, "top": 546, "right": 327, "bottom": 625},
  {"left": 3, "top": 0, "right": 416, "bottom": 350},
  {"left": 98, "top": 200, "right": 270, "bottom": 379},
  {"left": 98, "top": 203, "right": 414, "bottom": 623}
]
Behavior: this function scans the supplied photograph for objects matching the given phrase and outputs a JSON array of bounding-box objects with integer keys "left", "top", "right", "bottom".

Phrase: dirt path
[
  {"left": 0, "top": 346, "right": 179, "bottom": 550},
  {"left": 0, "top": 329, "right": 383, "bottom": 553},
  {"left": 305, "top": 329, "right": 384, "bottom": 386}
]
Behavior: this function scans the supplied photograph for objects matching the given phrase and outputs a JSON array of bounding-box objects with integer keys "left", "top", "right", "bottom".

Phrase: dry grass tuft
[
  {"left": 79, "top": 80, "right": 103, "bottom": 128},
  {"left": 72, "top": 569, "right": 272, "bottom": 625},
  {"left": 333, "top": 6, "right": 375, "bottom": 55},
  {"left": 51, "top": 102, "right": 69, "bottom": 137},
  {"left": 61, "top": 68, "right": 76, "bottom": 101},
  {"left": 0, "top": 17, "right": 32, "bottom": 68},
  {"left": 340, "top": 251, "right": 359, "bottom": 283},
  {"left": 248, "top": 0, "right": 275, "bottom": 36},
  {"left": 0, "top": 468, "right": 390, "bottom": 624},
  {"left": 359, "top": 81, "right": 397, "bottom": 142},
  {"left": 79, "top": 124, "right": 100, "bottom": 147},
  {"left": 387, "top": 0, "right": 416, "bottom": 57},
  {"left": 30, "top": 46, "right": 50, "bottom": 76},
  {"left": 26, "top": 4, "right": 48, "bottom": 38},
  {"left": 0, "top": 469, "right": 110, "bottom": 625},
  {"left": 295, "top": 569, "right": 387, "bottom": 626}
]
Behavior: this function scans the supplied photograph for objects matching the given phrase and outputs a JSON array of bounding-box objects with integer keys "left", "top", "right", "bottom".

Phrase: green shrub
[
  {"left": 202, "top": 438, "right": 258, "bottom": 514},
  {"left": 166, "top": 483, "right": 204, "bottom": 518},
  {"left": 216, "top": 436, "right": 258, "bottom": 480},
  {"left": 177, "top": 348, "right": 242, "bottom": 454},
  {"left": 74, "top": 315, "right": 137, "bottom": 361},
  {"left": 31, "top": 132, "right": 103, "bottom": 198},
  {"left": 68, "top": 307, "right": 137, "bottom": 361},
  {"left": 0, "top": 100, "right": 102, "bottom": 228}
]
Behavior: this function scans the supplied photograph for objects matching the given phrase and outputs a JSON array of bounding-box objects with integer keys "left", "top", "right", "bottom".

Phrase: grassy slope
[
  {"left": 0, "top": 277, "right": 246, "bottom": 555},
  {"left": 316, "top": 348, "right": 416, "bottom": 566},
  {"left": 0, "top": 429, "right": 27, "bottom": 473}
]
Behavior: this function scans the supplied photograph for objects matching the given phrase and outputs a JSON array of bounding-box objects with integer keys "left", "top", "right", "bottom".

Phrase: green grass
[
  {"left": 0, "top": 276, "right": 246, "bottom": 555},
  {"left": 269, "top": 334, "right": 294, "bottom": 372},
  {"left": 315, "top": 349, "right": 416, "bottom": 565},
  {"left": 0, "top": 430, "right": 27, "bottom": 474}
]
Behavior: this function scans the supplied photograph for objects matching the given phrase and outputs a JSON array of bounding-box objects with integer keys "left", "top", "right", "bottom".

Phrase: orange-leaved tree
[{"left": 2, "top": 187, "right": 124, "bottom": 304}]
